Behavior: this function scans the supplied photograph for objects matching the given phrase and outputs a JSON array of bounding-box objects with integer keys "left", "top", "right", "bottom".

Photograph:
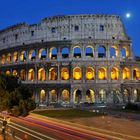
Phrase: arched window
[
  {"left": 99, "top": 89, "right": 106, "bottom": 103},
  {"left": 122, "top": 46, "right": 129, "bottom": 58},
  {"left": 98, "top": 46, "right": 106, "bottom": 58},
  {"left": 62, "top": 48, "right": 69, "bottom": 58},
  {"left": 85, "top": 46, "right": 94, "bottom": 57},
  {"left": 123, "top": 89, "right": 129, "bottom": 102},
  {"left": 50, "top": 89, "right": 57, "bottom": 102},
  {"left": 49, "top": 47, "right": 57, "bottom": 60},
  {"left": 13, "top": 52, "right": 18, "bottom": 62},
  {"left": 61, "top": 67, "right": 69, "bottom": 80},
  {"left": 49, "top": 67, "right": 57, "bottom": 80},
  {"left": 12, "top": 70, "right": 18, "bottom": 76},
  {"left": 38, "top": 68, "right": 46, "bottom": 81},
  {"left": 73, "top": 46, "right": 81, "bottom": 58},
  {"left": 20, "top": 69, "right": 26, "bottom": 81},
  {"left": 73, "top": 89, "right": 82, "bottom": 103},
  {"left": 29, "top": 50, "right": 36, "bottom": 61},
  {"left": 133, "top": 68, "right": 140, "bottom": 80},
  {"left": 7, "top": 53, "right": 12, "bottom": 63},
  {"left": 61, "top": 89, "right": 70, "bottom": 102},
  {"left": 28, "top": 69, "right": 35, "bottom": 81},
  {"left": 122, "top": 67, "right": 130, "bottom": 80},
  {"left": 86, "top": 89, "right": 95, "bottom": 103},
  {"left": 39, "top": 48, "right": 46, "bottom": 60},
  {"left": 20, "top": 51, "right": 26, "bottom": 61},
  {"left": 98, "top": 67, "right": 107, "bottom": 80},
  {"left": 73, "top": 67, "right": 82, "bottom": 80},
  {"left": 6, "top": 70, "right": 10, "bottom": 75},
  {"left": 1, "top": 54, "right": 6, "bottom": 64},
  {"left": 86, "top": 67, "right": 94, "bottom": 80},
  {"left": 110, "top": 46, "right": 118, "bottom": 58},
  {"left": 133, "top": 89, "right": 138, "bottom": 102},
  {"left": 40, "top": 89, "right": 46, "bottom": 104},
  {"left": 111, "top": 67, "right": 119, "bottom": 80}
]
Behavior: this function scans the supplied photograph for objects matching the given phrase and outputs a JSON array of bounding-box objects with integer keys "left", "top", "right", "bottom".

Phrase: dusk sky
[{"left": 0, "top": 0, "right": 140, "bottom": 55}]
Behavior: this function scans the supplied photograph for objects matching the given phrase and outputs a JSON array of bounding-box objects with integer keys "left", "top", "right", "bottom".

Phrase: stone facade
[{"left": 0, "top": 14, "right": 140, "bottom": 106}]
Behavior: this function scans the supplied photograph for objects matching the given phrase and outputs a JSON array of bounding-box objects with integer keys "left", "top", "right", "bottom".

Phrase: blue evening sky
[{"left": 0, "top": 0, "right": 140, "bottom": 56}]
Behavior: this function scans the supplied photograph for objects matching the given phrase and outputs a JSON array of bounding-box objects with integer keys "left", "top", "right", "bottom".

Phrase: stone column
[
  {"left": 58, "top": 47, "right": 61, "bottom": 60},
  {"left": 35, "top": 88, "right": 39, "bottom": 105},
  {"left": 82, "top": 88, "right": 86, "bottom": 103},
  {"left": 58, "top": 64, "right": 60, "bottom": 81},
  {"left": 131, "top": 67, "right": 133, "bottom": 80},
  {"left": 26, "top": 68, "right": 28, "bottom": 81},
  {"left": 82, "top": 44, "right": 85, "bottom": 59},
  {"left": 95, "top": 66, "right": 98, "bottom": 82},
  {"left": 26, "top": 50, "right": 29, "bottom": 62},
  {"left": 35, "top": 65, "right": 38, "bottom": 81},
  {"left": 36, "top": 48, "right": 39, "bottom": 61},
  {"left": 94, "top": 44, "right": 98, "bottom": 59}
]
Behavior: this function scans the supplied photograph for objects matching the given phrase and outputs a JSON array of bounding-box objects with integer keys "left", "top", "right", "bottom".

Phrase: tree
[{"left": 0, "top": 74, "right": 36, "bottom": 116}]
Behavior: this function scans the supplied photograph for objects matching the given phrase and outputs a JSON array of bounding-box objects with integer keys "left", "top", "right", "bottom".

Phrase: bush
[{"left": 11, "top": 106, "right": 21, "bottom": 117}]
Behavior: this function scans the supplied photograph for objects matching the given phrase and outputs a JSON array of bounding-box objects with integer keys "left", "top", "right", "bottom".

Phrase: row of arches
[
  {"left": 1, "top": 45, "right": 130, "bottom": 64},
  {"left": 38, "top": 88, "right": 140, "bottom": 104},
  {"left": 5, "top": 67, "right": 140, "bottom": 81}
]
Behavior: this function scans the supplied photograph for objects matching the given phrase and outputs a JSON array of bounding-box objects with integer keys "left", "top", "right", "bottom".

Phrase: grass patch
[{"left": 32, "top": 109, "right": 106, "bottom": 119}]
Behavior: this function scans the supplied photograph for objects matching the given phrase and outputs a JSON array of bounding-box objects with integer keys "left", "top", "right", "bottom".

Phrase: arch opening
[
  {"left": 40, "top": 89, "right": 46, "bottom": 104},
  {"left": 110, "top": 46, "right": 118, "bottom": 58},
  {"left": 1, "top": 55, "right": 6, "bottom": 64},
  {"left": 98, "top": 67, "right": 107, "bottom": 80},
  {"left": 20, "top": 51, "right": 26, "bottom": 62},
  {"left": 73, "top": 46, "right": 81, "bottom": 58},
  {"left": 111, "top": 67, "right": 119, "bottom": 80},
  {"left": 86, "top": 67, "right": 94, "bottom": 80},
  {"left": 122, "top": 46, "right": 129, "bottom": 58},
  {"left": 38, "top": 68, "right": 46, "bottom": 81},
  {"left": 61, "top": 67, "right": 69, "bottom": 80},
  {"left": 62, "top": 48, "right": 69, "bottom": 58},
  {"left": 98, "top": 46, "right": 106, "bottom": 58},
  {"left": 13, "top": 52, "right": 18, "bottom": 62},
  {"left": 49, "top": 67, "right": 57, "bottom": 80},
  {"left": 28, "top": 69, "right": 35, "bottom": 81},
  {"left": 12, "top": 70, "right": 18, "bottom": 76},
  {"left": 6, "top": 70, "right": 10, "bottom": 76},
  {"left": 39, "top": 49, "right": 46, "bottom": 60},
  {"left": 20, "top": 69, "right": 26, "bottom": 81},
  {"left": 133, "top": 68, "right": 140, "bottom": 80},
  {"left": 29, "top": 50, "right": 36, "bottom": 61},
  {"left": 99, "top": 89, "right": 106, "bottom": 103},
  {"left": 50, "top": 90, "right": 57, "bottom": 103},
  {"left": 61, "top": 89, "right": 70, "bottom": 103},
  {"left": 85, "top": 46, "right": 94, "bottom": 57},
  {"left": 7, "top": 53, "right": 12, "bottom": 63},
  {"left": 73, "top": 67, "right": 82, "bottom": 80},
  {"left": 86, "top": 89, "right": 95, "bottom": 103},
  {"left": 49, "top": 47, "right": 57, "bottom": 60},
  {"left": 123, "top": 67, "right": 130, "bottom": 80},
  {"left": 73, "top": 89, "right": 82, "bottom": 104}
]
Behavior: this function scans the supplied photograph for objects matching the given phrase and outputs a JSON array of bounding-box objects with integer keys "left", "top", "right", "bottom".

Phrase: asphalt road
[{"left": 0, "top": 114, "right": 111, "bottom": 140}]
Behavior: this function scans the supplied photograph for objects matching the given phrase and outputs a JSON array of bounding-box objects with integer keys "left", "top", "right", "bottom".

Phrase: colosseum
[{"left": 0, "top": 14, "right": 140, "bottom": 106}]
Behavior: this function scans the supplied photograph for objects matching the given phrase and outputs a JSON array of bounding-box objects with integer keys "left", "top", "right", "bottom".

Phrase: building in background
[{"left": 0, "top": 14, "right": 140, "bottom": 106}]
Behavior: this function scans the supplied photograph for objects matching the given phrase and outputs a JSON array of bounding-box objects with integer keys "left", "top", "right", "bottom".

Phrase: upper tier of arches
[{"left": 0, "top": 44, "right": 131, "bottom": 65}]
